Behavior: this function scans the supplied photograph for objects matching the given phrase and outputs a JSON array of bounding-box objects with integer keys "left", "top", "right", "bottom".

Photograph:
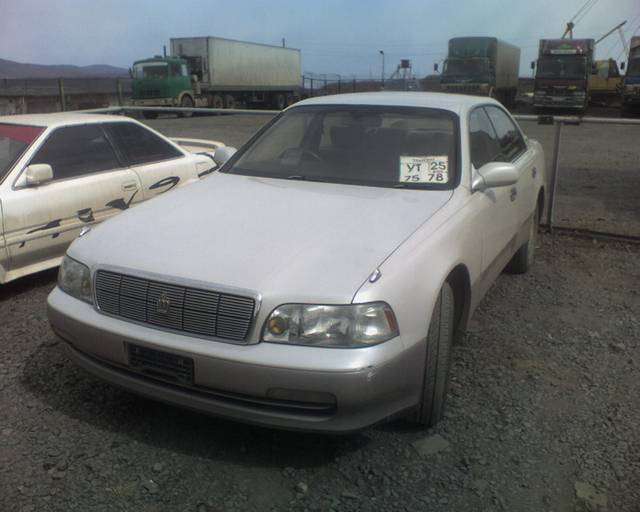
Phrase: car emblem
[{"left": 156, "top": 293, "right": 171, "bottom": 315}]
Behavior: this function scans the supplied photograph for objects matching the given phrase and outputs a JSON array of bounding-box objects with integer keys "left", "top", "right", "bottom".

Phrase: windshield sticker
[{"left": 399, "top": 156, "right": 448, "bottom": 184}]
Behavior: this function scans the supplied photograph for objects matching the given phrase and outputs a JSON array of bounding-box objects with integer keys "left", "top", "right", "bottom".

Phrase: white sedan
[
  {"left": 0, "top": 113, "right": 223, "bottom": 283},
  {"left": 47, "top": 93, "right": 545, "bottom": 433}
]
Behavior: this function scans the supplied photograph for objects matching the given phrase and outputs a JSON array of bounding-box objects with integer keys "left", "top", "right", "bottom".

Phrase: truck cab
[
  {"left": 621, "top": 36, "right": 640, "bottom": 117},
  {"left": 131, "top": 57, "right": 195, "bottom": 117},
  {"left": 533, "top": 39, "right": 594, "bottom": 114}
]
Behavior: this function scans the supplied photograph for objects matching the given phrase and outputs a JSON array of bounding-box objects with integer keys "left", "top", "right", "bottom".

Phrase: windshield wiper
[{"left": 285, "top": 175, "right": 325, "bottom": 182}]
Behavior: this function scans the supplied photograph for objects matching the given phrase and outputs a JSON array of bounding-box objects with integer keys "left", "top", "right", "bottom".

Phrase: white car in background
[
  {"left": 48, "top": 93, "right": 545, "bottom": 433},
  {"left": 0, "top": 113, "right": 224, "bottom": 283}
]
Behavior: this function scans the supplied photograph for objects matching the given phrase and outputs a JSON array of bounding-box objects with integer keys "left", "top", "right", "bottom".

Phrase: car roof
[
  {"left": 0, "top": 112, "right": 134, "bottom": 128},
  {"left": 293, "top": 91, "right": 502, "bottom": 115}
]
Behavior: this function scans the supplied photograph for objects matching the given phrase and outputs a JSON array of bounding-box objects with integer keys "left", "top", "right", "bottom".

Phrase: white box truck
[{"left": 131, "top": 36, "right": 301, "bottom": 115}]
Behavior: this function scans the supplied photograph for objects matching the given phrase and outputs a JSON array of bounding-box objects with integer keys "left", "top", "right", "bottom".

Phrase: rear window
[
  {"left": 225, "top": 105, "right": 459, "bottom": 190},
  {"left": 0, "top": 124, "right": 44, "bottom": 181}
]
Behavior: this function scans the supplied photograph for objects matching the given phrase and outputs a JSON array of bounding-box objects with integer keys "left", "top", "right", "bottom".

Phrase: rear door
[
  {"left": 2, "top": 123, "right": 142, "bottom": 274},
  {"left": 104, "top": 122, "right": 199, "bottom": 199}
]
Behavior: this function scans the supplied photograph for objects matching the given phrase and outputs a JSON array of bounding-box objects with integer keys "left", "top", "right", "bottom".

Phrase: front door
[{"left": 2, "top": 124, "right": 142, "bottom": 275}]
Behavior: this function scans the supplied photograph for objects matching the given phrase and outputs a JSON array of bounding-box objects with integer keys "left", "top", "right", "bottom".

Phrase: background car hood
[{"left": 72, "top": 173, "right": 452, "bottom": 303}]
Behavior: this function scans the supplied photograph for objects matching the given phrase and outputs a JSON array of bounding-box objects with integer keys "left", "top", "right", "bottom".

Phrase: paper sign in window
[{"left": 399, "top": 156, "right": 448, "bottom": 184}]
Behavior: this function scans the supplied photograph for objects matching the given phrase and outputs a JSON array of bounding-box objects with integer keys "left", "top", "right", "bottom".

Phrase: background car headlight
[
  {"left": 58, "top": 255, "right": 93, "bottom": 304},
  {"left": 262, "top": 302, "right": 399, "bottom": 347}
]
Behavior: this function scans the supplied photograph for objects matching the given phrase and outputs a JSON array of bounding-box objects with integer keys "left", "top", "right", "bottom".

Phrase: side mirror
[
  {"left": 213, "top": 146, "right": 237, "bottom": 167},
  {"left": 472, "top": 162, "right": 518, "bottom": 192},
  {"left": 25, "top": 164, "right": 54, "bottom": 186},
  {"left": 530, "top": 61, "right": 535, "bottom": 70},
  {"left": 433, "top": 63, "right": 439, "bottom": 72},
  {"left": 620, "top": 61, "right": 625, "bottom": 71}
]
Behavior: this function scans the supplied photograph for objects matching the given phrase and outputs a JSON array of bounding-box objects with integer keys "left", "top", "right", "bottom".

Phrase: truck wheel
[
  {"left": 142, "top": 111, "right": 158, "bottom": 120},
  {"left": 414, "top": 281, "right": 455, "bottom": 428},
  {"left": 179, "top": 96, "right": 194, "bottom": 118},
  {"left": 223, "top": 94, "right": 235, "bottom": 109},
  {"left": 506, "top": 204, "right": 539, "bottom": 274},
  {"left": 211, "top": 94, "right": 224, "bottom": 109},
  {"left": 274, "top": 93, "right": 286, "bottom": 110}
]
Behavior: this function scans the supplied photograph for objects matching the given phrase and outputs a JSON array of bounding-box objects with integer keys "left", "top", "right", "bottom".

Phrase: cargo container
[
  {"left": 131, "top": 37, "right": 301, "bottom": 116},
  {"left": 532, "top": 39, "right": 594, "bottom": 113},
  {"left": 439, "top": 37, "right": 520, "bottom": 107}
]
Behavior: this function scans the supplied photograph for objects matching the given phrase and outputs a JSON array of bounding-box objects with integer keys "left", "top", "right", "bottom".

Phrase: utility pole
[
  {"left": 379, "top": 50, "right": 385, "bottom": 88},
  {"left": 282, "top": 38, "right": 285, "bottom": 48}
]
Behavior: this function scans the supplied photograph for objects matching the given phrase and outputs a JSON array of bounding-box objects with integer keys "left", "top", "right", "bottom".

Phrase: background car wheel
[
  {"left": 142, "top": 111, "right": 158, "bottom": 120},
  {"left": 506, "top": 204, "right": 539, "bottom": 274},
  {"left": 179, "top": 96, "right": 194, "bottom": 118},
  {"left": 415, "top": 281, "right": 455, "bottom": 428}
]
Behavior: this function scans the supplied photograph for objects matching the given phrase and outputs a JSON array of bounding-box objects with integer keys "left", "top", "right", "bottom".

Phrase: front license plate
[{"left": 127, "top": 343, "right": 194, "bottom": 385}]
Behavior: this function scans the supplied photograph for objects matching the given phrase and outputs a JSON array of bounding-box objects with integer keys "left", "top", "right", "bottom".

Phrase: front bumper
[
  {"left": 533, "top": 93, "right": 586, "bottom": 109},
  {"left": 130, "top": 97, "right": 176, "bottom": 107},
  {"left": 47, "top": 287, "right": 422, "bottom": 433}
]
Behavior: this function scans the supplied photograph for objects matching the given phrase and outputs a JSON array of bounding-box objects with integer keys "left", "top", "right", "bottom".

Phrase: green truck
[{"left": 131, "top": 37, "right": 302, "bottom": 117}]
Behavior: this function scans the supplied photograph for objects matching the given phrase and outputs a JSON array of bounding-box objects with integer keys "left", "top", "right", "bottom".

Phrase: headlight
[
  {"left": 262, "top": 302, "right": 399, "bottom": 348},
  {"left": 58, "top": 255, "right": 93, "bottom": 304}
]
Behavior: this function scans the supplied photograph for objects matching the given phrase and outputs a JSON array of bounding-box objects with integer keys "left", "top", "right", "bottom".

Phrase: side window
[
  {"left": 484, "top": 106, "right": 527, "bottom": 162},
  {"left": 30, "top": 124, "right": 120, "bottom": 180},
  {"left": 469, "top": 108, "right": 501, "bottom": 169},
  {"left": 104, "top": 122, "right": 183, "bottom": 166}
]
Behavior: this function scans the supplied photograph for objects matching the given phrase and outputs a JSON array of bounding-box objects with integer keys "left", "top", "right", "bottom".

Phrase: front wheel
[
  {"left": 179, "top": 96, "right": 194, "bottom": 118},
  {"left": 415, "top": 281, "right": 455, "bottom": 427}
]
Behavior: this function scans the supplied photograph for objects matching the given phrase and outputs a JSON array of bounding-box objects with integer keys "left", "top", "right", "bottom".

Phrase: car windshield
[
  {"left": 224, "top": 105, "right": 458, "bottom": 189},
  {"left": 444, "top": 58, "right": 490, "bottom": 77},
  {"left": 133, "top": 62, "right": 169, "bottom": 79},
  {"left": 0, "top": 123, "right": 44, "bottom": 182},
  {"left": 537, "top": 57, "right": 587, "bottom": 78}
]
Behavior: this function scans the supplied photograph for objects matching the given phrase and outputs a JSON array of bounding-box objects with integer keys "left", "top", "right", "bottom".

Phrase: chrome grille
[{"left": 95, "top": 270, "right": 255, "bottom": 342}]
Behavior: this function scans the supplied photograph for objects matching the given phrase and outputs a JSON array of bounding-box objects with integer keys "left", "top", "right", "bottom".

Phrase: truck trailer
[
  {"left": 532, "top": 38, "right": 595, "bottom": 113},
  {"left": 621, "top": 36, "right": 640, "bottom": 117},
  {"left": 439, "top": 37, "right": 520, "bottom": 107},
  {"left": 131, "top": 37, "right": 302, "bottom": 116}
]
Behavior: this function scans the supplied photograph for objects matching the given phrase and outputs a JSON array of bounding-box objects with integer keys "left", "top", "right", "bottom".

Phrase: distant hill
[{"left": 0, "top": 58, "right": 128, "bottom": 79}]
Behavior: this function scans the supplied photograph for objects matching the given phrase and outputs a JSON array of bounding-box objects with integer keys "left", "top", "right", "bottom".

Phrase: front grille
[{"left": 95, "top": 270, "right": 256, "bottom": 342}]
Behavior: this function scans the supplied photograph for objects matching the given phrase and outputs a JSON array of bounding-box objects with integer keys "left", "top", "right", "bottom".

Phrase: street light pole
[{"left": 379, "top": 50, "right": 385, "bottom": 88}]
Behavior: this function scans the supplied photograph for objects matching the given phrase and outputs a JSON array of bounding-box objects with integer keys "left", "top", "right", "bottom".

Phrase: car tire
[
  {"left": 415, "top": 281, "right": 455, "bottom": 428},
  {"left": 142, "top": 111, "right": 158, "bottom": 120},
  {"left": 506, "top": 204, "right": 539, "bottom": 274},
  {"left": 179, "top": 95, "right": 194, "bottom": 118}
]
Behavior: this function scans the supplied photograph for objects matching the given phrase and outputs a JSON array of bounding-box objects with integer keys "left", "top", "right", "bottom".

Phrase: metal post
[
  {"left": 546, "top": 121, "right": 563, "bottom": 231},
  {"left": 337, "top": 79, "right": 341, "bottom": 94},
  {"left": 58, "top": 78, "right": 66, "bottom": 112},
  {"left": 353, "top": 79, "right": 356, "bottom": 92},
  {"left": 116, "top": 79, "right": 123, "bottom": 106},
  {"left": 324, "top": 79, "right": 327, "bottom": 95},
  {"left": 310, "top": 78, "right": 314, "bottom": 97}
]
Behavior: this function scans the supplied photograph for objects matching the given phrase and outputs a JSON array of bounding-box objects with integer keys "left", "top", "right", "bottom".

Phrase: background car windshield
[
  {"left": 226, "top": 106, "right": 458, "bottom": 188},
  {"left": 133, "top": 63, "right": 168, "bottom": 79},
  {"left": 0, "top": 124, "right": 44, "bottom": 182}
]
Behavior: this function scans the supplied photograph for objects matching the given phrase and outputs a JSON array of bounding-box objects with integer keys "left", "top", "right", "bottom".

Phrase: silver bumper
[{"left": 47, "top": 287, "right": 422, "bottom": 433}]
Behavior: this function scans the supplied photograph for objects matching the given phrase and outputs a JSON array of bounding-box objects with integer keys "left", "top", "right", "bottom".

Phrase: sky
[{"left": 1, "top": 0, "right": 639, "bottom": 78}]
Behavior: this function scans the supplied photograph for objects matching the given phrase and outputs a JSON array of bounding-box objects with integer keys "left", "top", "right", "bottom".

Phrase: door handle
[
  {"left": 510, "top": 187, "right": 517, "bottom": 202},
  {"left": 122, "top": 181, "right": 138, "bottom": 192}
]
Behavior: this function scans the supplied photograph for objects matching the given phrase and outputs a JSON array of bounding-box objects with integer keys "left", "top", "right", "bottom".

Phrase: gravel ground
[{"left": 1, "top": 234, "right": 638, "bottom": 512}]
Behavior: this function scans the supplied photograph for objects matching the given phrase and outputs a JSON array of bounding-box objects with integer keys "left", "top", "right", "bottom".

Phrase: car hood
[{"left": 72, "top": 173, "right": 452, "bottom": 303}]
